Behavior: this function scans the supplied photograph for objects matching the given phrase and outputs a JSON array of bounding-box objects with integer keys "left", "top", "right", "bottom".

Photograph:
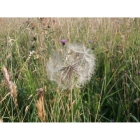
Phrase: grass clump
[{"left": 0, "top": 18, "right": 140, "bottom": 122}]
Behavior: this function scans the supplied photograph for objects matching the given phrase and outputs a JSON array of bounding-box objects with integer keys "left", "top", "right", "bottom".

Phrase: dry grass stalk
[
  {"left": 1, "top": 66, "right": 18, "bottom": 106},
  {"left": 36, "top": 88, "right": 46, "bottom": 122},
  {"left": 0, "top": 118, "right": 3, "bottom": 123}
]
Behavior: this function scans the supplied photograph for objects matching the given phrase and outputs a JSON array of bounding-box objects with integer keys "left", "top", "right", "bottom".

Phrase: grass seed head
[
  {"left": 36, "top": 88, "right": 46, "bottom": 122},
  {"left": 2, "top": 66, "right": 18, "bottom": 106}
]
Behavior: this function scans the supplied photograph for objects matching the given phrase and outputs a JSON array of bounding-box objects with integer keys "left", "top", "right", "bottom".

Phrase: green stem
[{"left": 70, "top": 88, "right": 73, "bottom": 122}]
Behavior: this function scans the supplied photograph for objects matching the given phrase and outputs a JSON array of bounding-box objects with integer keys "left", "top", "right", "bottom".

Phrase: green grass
[{"left": 0, "top": 18, "right": 140, "bottom": 122}]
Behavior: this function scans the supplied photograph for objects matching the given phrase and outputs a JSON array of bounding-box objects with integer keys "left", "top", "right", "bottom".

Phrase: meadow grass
[{"left": 0, "top": 18, "right": 140, "bottom": 122}]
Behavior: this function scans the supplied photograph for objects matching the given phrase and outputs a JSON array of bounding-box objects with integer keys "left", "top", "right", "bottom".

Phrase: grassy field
[{"left": 0, "top": 18, "right": 140, "bottom": 122}]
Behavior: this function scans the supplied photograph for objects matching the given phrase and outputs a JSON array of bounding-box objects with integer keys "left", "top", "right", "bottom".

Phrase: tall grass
[{"left": 0, "top": 18, "right": 140, "bottom": 122}]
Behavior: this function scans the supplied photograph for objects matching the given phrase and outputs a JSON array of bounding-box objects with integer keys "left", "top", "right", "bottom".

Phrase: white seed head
[{"left": 46, "top": 44, "right": 96, "bottom": 90}]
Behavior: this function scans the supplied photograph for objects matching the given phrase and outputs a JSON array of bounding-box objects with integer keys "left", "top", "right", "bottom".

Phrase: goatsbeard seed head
[{"left": 46, "top": 43, "right": 96, "bottom": 90}]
